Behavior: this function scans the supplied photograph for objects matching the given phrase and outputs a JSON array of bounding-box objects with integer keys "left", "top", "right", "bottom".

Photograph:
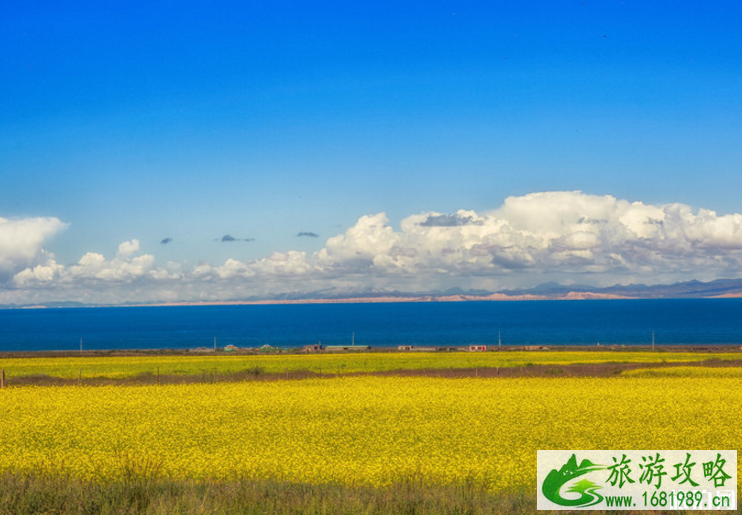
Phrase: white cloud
[
  {"left": 116, "top": 239, "right": 140, "bottom": 258},
  {"left": 0, "top": 217, "right": 67, "bottom": 281},
  {"left": 12, "top": 239, "right": 164, "bottom": 289},
  {"left": 319, "top": 213, "right": 400, "bottom": 266},
  {"left": 12, "top": 259, "right": 65, "bottom": 286},
  {"left": 310, "top": 192, "right": 742, "bottom": 282},
  {"left": 6, "top": 192, "right": 742, "bottom": 304},
  {"left": 64, "top": 240, "right": 161, "bottom": 282}
]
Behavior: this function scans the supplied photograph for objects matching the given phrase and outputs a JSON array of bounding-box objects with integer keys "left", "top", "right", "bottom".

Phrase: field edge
[{"left": 0, "top": 473, "right": 737, "bottom": 515}]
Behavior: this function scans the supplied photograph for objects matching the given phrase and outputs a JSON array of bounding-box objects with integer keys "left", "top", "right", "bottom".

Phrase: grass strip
[{"left": 1, "top": 473, "right": 738, "bottom": 515}]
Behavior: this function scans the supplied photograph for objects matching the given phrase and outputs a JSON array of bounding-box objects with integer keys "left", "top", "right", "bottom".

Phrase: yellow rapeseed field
[
  {"left": 1, "top": 374, "right": 740, "bottom": 491},
  {"left": 0, "top": 350, "right": 738, "bottom": 379}
]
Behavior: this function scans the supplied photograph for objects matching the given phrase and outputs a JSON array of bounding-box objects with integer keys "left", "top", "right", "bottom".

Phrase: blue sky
[{"left": 2, "top": 1, "right": 742, "bottom": 304}]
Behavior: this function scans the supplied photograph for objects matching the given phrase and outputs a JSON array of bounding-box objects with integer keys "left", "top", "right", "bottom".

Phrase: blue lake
[{"left": 1, "top": 299, "right": 741, "bottom": 351}]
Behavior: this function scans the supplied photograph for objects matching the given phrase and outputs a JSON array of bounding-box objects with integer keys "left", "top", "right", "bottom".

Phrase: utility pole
[
  {"left": 214, "top": 336, "right": 217, "bottom": 351},
  {"left": 498, "top": 330, "right": 501, "bottom": 350},
  {"left": 652, "top": 331, "right": 655, "bottom": 352},
  {"left": 80, "top": 337, "right": 83, "bottom": 356}
]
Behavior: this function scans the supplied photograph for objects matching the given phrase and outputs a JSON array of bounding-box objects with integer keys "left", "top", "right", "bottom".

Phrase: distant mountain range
[
  {"left": 245, "top": 278, "right": 742, "bottom": 303},
  {"left": 500, "top": 278, "right": 742, "bottom": 299},
  {"left": 4, "top": 278, "right": 742, "bottom": 309}
]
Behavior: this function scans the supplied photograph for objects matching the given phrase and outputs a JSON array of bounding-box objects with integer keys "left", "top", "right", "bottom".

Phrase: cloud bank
[{"left": 4, "top": 192, "right": 742, "bottom": 304}]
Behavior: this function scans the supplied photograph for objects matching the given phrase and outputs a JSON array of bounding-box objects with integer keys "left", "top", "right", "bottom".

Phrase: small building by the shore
[
  {"left": 468, "top": 345, "right": 487, "bottom": 352},
  {"left": 325, "top": 345, "right": 371, "bottom": 352},
  {"left": 258, "top": 345, "right": 280, "bottom": 354}
]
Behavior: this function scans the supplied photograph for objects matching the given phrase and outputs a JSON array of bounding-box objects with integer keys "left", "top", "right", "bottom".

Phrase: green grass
[
  {"left": 622, "top": 366, "right": 742, "bottom": 378},
  {"left": 2, "top": 473, "right": 736, "bottom": 515},
  {"left": 0, "top": 473, "right": 531, "bottom": 515}
]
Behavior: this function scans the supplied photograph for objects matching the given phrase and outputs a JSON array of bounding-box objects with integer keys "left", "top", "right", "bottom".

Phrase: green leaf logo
[{"left": 542, "top": 454, "right": 606, "bottom": 507}]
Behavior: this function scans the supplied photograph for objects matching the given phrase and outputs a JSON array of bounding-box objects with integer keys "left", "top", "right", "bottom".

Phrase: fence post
[
  {"left": 1, "top": 369, "right": 4, "bottom": 388},
  {"left": 78, "top": 368, "right": 81, "bottom": 386},
  {"left": 157, "top": 367, "right": 160, "bottom": 385}
]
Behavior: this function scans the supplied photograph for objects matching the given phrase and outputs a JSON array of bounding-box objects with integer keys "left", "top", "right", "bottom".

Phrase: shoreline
[{"left": 1, "top": 344, "right": 741, "bottom": 359}]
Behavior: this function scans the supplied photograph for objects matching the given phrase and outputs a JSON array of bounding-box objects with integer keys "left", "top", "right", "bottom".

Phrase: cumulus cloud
[
  {"left": 7, "top": 192, "right": 742, "bottom": 304},
  {"left": 117, "top": 239, "right": 140, "bottom": 258},
  {"left": 0, "top": 217, "right": 67, "bottom": 281},
  {"left": 312, "top": 193, "right": 742, "bottom": 283},
  {"left": 13, "top": 239, "right": 167, "bottom": 289}
]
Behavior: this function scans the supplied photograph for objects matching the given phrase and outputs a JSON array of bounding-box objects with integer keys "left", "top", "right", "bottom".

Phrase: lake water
[{"left": 1, "top": 299, "right": 741, "bottom": 352}]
